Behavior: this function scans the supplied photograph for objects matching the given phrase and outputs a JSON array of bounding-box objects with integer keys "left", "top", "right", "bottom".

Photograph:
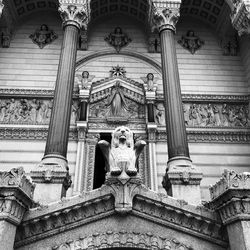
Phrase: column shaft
[
  {"left": 80, "top": 101, "right": 88, "bottom": 121},
  {"left": 147, "top": 103, "right": 155, "bottom": 123},
  {"left": 160, "top": 29, "right": 190, "bottom": 161},
  {"left": 44, "top": 25, "right": 79, "bottom": 159}
]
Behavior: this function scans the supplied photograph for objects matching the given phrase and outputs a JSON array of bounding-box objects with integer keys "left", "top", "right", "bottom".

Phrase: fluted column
[
  {"left": 31, "top": 1, "right": 89, "bottom": 204},
  {"left": 154, "top": 2, "right": 202, "bottom": 205}
]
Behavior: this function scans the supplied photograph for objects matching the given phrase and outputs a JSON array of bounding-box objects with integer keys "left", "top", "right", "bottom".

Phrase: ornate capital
[
  {"left": 58, "top": 0, "right": 90, "bottom": 30},
  {"left": 209, "top": 170, "right": 250, "bottom": 225},
  {"left": 152, "top": 1, "right": 181, "bottom": 33},
  {"left": 0, "top": 168, "right": 35, "bottom": 225},
  {"left": 231, "top": 0, "right": 250, "bottom": 36}
]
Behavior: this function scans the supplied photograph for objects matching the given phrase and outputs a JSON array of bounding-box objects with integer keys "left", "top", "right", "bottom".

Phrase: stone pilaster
[
  {"left": 31, "top": 1, "right": 89, "bottom": 204},
  {"left": 231, "top": 0, "right": 250, "bottom": 36},
  {"left": 209, "top": 170, "right": 250, "bottom": 250},
  {"left": 153, "top": 1, "right": 202, "bottom": 205},
  {"left": 73, "top": 121, "right": 88, "bottom": 194},
  {"left": 0, "top": 167, "right": 34, "bottom": 250}
]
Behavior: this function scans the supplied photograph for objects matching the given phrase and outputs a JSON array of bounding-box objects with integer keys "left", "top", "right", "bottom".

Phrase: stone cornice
[
  {"left": 152, "top": 1, "right": 181, "bottom": 33},
  {"left": 58, "top": 0, "right": 90, "bottom": 30},
  {"left": 0, "top": 168, "right": 35, "bottom": 225},
  {"left": 208, "top": 170, "right": 250, "bottom": 225},
  {"left": 15, "top": 180, "right": 227, "bottom": 248}
]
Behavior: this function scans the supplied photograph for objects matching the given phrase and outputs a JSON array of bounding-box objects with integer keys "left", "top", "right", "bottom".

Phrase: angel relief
[
  {"left": 141, "top": 73, "right": 159, "bottom": 92},
  {"left": 76, "top": 71, "right": 95, "bottom": 90},
  {"left": 89, "top": 81, "right": 144, "bottom": 122}
]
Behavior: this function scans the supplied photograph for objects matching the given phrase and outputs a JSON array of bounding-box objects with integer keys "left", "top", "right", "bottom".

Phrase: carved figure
[
  {"left": 106, "top": 81, "right": 128, "bottom": 117},
  {"left": 70, "top": 101, "right": 79, "bottom": 124},
  {"left": 105, "top": 27, "right": 132, "bottom": 53},
  {"left": 141, "top": 73, "right": 158, "bottom": 92},
  {"left": 29, "top": 24, "right": 58, "bottom": 49},
  {"left": 155, "top": 103, "right": 166, "bottom": 125},
  {"left": 76, "top": 71, "right": 95, "bottom": 90},
  {"left": 178, "top": 30, "right": 204, "bottom": 54},
  {"left": 79, "top": 30, "right": 88, "bottom": 50},
  {"left": 98, "top": 126, "right": 146, "bottom": 176}
]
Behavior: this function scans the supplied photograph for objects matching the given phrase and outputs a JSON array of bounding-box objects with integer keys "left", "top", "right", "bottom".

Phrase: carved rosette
[
  {"left": 231, "top": 1, "right": 250, "bottom": 36},
  {"left": 0, "top": 167, "right": 35, "bottom": 225},
  {"left": 153, "top": 1, "right": 181, "bottom": 33},
  {"left": 209, "top": 170, "right": 250, "bottom": 225},
  {"left": 58, "top": 1, "right": 89, "bottom": 30}
]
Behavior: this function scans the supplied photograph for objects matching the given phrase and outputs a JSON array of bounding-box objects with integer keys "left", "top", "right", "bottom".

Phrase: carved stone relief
[
  {"left": 29, "top": 24, "right": 58, "bottom": 49},
  {"left": 155, "top": 102, "right": 250, "bottom": 127},
  {"left": 110, "top": 65, "right": 126, "bottom": 77},
  {"left": 75, "top": 70, "right": 95, "bottom": 90},
  {"left": 148, "top": 33, "right": 161, "bottom": 53},
  {"left": 178, "top": 30, "right": 204, "bottom": 54},
  {"left": 79, "top": 30, "right": 88, "bottom": 50},
  {"left": 105, "top": 27, "right": 132, "bottom": 52},
  {"left": 52, "top": 231, "right": 193, "bottom": 250},
  {"left": 221, "top": 36, "right": 238, "bottom": 56},
  {"left": 141, "top": 73, "right": 159, "bottom": 92},
  {"left": 0, "top": 98, "right": 79, "bottom": 125}
]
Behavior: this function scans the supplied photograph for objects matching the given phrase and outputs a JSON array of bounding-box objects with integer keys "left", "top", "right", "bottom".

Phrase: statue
[
  {"left": 29, "top": 24, "right": 58, "bottom": 49},
  {"left": 98, "top": 126, "right": 146, "bottom": 176},
  {"left": 105, "top": 27, "right": 132, "bottom": 53},
  {"left": 141, "top": 73, "right": 158, "bottom": 92},
  {"left": 76, "top": 71, "right": 95, "bottom": 90},
  {"left": 178, "top": 30, "right": 204, "bottom": 54}
]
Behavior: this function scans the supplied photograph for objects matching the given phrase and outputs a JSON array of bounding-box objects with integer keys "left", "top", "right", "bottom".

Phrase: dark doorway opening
[{"left": 93, "top": 133, "right": 112, "bottom": 189}]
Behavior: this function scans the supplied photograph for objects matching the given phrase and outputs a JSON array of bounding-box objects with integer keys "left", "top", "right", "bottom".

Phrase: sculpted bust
[{"left": 98, "top": 126, "right": 146, "bottom": 176}]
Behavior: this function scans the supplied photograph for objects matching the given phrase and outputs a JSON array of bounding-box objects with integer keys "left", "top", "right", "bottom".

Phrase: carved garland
[{"left": 52, "top": 231, "right": 193, "bottom": 250}]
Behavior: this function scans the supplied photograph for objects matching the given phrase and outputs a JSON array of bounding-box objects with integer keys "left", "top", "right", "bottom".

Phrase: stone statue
[
  {"left": 29, "top": 24, "right": 58, "bottom": 49},
  {"left": 76, "top": 71, "right": 95, "bottom": 90},
  {"left": 98, "top": 126, "right": 146, "bottom": 176},
  {"left": 105, "top": 27, "right": 132, "bottom": 53},
  {"left": 141, "top": 73, "right": 158, "bottom": 92},
  {"left": 178, "top": 30, "right": 204, "bottom": 54}
]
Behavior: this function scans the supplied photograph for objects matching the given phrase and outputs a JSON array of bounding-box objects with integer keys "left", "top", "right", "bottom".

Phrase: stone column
[
  {"left": 154, "top": 2, "right": 202, "bottom": 205},
  {"left": 31, "top": 1, "right": 89, "bottom": 203},
  {"left": 209, "top": 170, "right": 250, "bottom": 250},
  {"left": 0, "top": 168, "right": 34, "bottom": 250}
]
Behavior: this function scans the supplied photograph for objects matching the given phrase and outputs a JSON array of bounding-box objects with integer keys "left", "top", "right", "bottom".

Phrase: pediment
[
  {"left": 15, "top": 180, "right": 228, "bottom": 250},
  {"left": 90, "top": 76, "right": 145, "bottom": 105}
]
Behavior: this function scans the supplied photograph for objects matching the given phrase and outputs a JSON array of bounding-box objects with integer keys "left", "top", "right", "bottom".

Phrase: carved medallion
[
  {"left": 29, "top": 24, "right": 58, "bottom": 49},
  {"left": 105, "top": 27, "right": 132, "bottom": 52},
  {"left": 110, "top": 65, "right": 126, "bottom": 77},
  {"left": 178, "top": 30, "right": 204, "bottom": 54}
]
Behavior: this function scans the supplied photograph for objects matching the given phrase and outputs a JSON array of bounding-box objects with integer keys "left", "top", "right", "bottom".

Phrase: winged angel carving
[
  {"left": 75, "top": 71, "right": 95, "bottom": 90},
  {"left": 98, "top": 126, "right": 146, "bottom": 176},
  {"left": 141, "top": 73, "right": 159, "bottom": 92}
]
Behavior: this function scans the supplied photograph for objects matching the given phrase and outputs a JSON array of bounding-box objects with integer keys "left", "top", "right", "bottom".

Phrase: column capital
[
  {"left": 59, "top": 0, "right": 90, "bottom": 30},
  {"left": 231, "top": 0, "right": 250, "bottom": 36},
  {"left": 152, "top": 1, "right": 181, "bottom": 33},
  {"left": 0, "top": 167, "right": 35, "bottom": 225},
  {"left": 209, "top": 169, "right": 250, "bottom": 225}
]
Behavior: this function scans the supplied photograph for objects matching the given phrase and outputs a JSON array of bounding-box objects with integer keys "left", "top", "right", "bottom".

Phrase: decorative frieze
[
  {"left": 52, "top": 231, "right": 193, "bottom": 250},
  {"left": 0, "top": 98, "right": 79, "bottom": 125},
  {"left": 155, "top": 102, "right": 250, "bottom": 128},
  {"left": 58, "top": 1, "right": 90, "bottom": 30}
]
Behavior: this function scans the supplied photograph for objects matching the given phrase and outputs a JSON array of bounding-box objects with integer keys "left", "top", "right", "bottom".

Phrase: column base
[
  {"left": 162, "top": 157, "right": 203, "bottom": 205},
  {"left": 30, "top": 154, "right": 72, "bottom": 204}
]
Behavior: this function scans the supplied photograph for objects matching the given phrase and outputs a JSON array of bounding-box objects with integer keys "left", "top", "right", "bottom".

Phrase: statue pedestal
[
  {"left": 0, "top": 168, "right": 34, "bottom": 250},
  {"left": 31, "top": 156, "right": 71, "bottom": 204},
  {"left": 163, "top": 158, "right": 203, "bottom": 205},
  {"left": 209, "top": 170, "right": 250, "bottom": 250}
]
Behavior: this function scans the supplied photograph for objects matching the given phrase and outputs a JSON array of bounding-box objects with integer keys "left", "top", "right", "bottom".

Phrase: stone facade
[{"left": 0, "top": 0, "right": 250, "bottom": 249}]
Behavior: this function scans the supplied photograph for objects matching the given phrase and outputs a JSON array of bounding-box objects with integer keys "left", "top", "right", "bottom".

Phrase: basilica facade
[{"left": 0, "top": 0, "right": 249, "bottom": 249}]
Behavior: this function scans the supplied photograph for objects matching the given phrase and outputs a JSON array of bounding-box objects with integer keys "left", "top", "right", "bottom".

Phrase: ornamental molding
[
  {"left": 0, "top": 167, "right": 35, "bottom": 225},
  {"left": 58, "top": 0, "right": 90, "bottom": 30},
  {"left": 152, "top": 1, "right": 181, "bottom": 33},
  {"left": 52, "top": 231, "right": 193, "bottom": 250},
  {"left": 231, "top": 0, "right": 250, "bottom": 36},
  {"left": 15, "top": 179, "right": 226, "bottom": 248},
  {"left": 208, "top": 170, "right": 250, "bottom": 225}
]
